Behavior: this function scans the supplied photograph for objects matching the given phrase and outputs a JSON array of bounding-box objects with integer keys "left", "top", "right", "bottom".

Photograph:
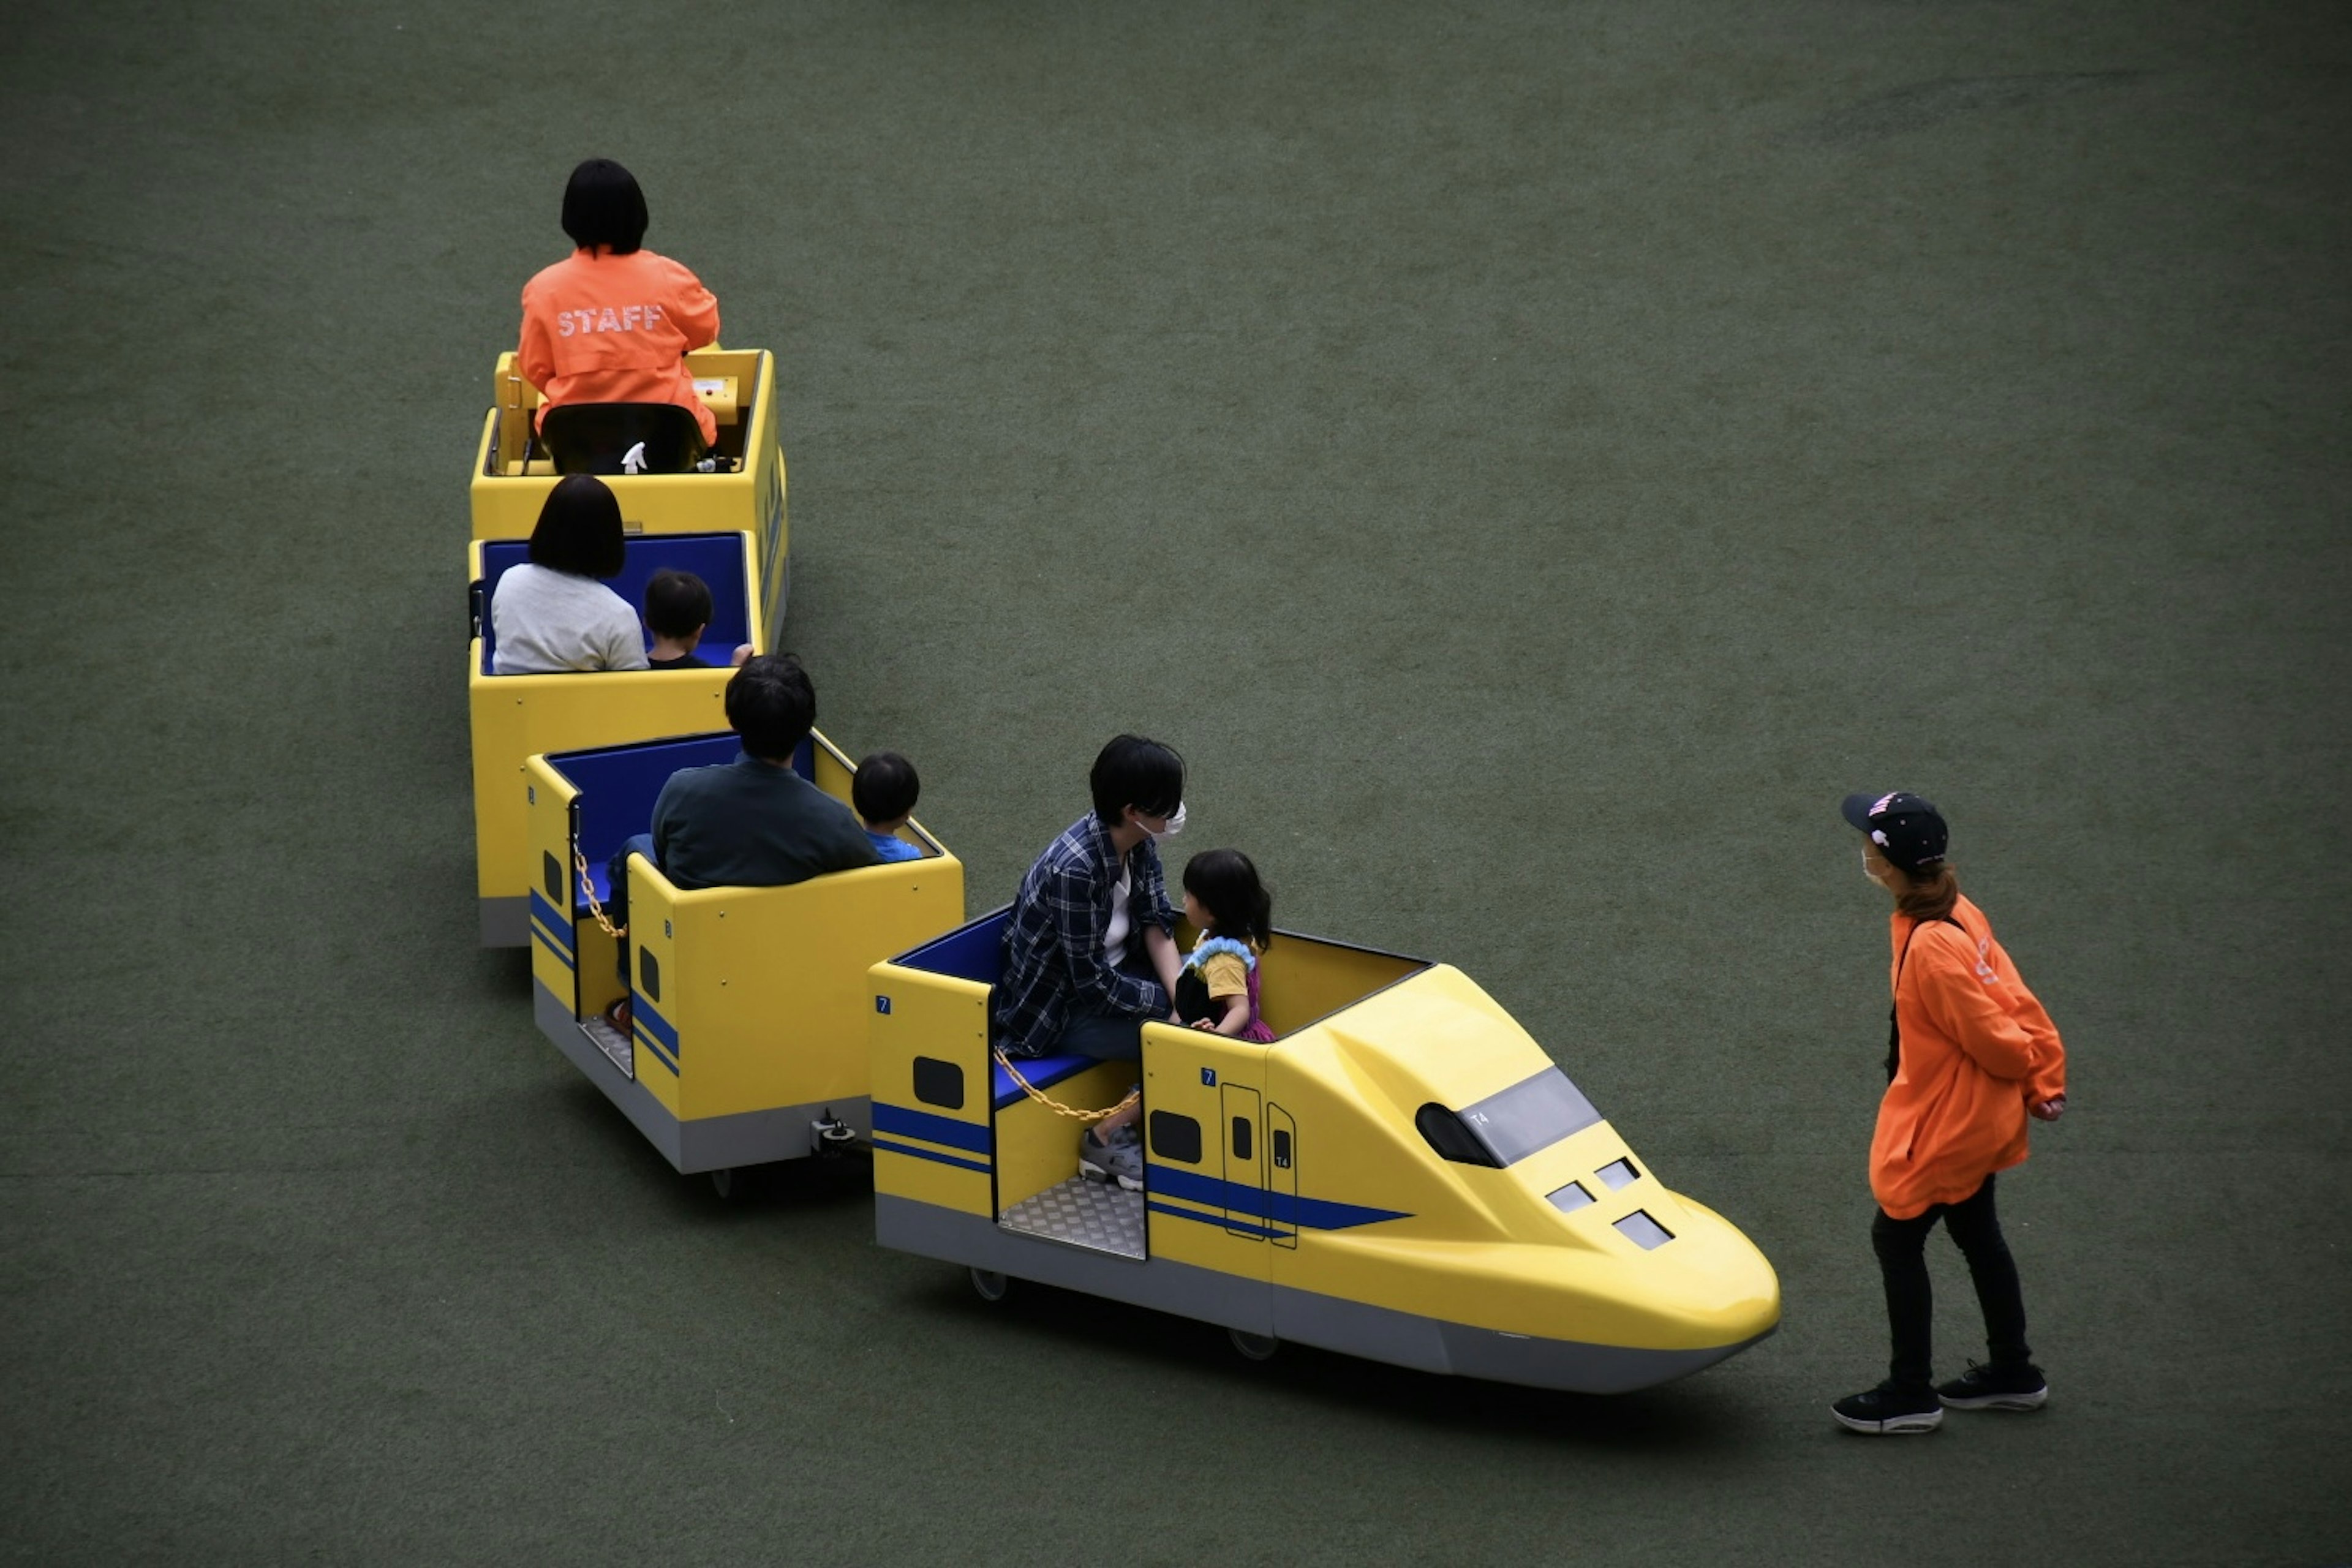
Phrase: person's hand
[
  {"left": 1189, "top": 1018, "right": 1218, "bottom": 1031},
  {"left": 2030, "top": 1095, "right": 2067, "bottom": 1121},
  {"left": 731, "top": 644, "right": 753, "bottom": 667}
]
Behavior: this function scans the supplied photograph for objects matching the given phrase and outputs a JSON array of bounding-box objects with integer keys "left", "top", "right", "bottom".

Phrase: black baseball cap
[{"left": 1841, "top": 790, "right": 1949, "bottom": 875}]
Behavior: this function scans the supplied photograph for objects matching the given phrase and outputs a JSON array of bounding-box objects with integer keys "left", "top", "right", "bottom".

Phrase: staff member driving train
[{"left": 519, "top": 158, "right": 722, "bottom": 449}]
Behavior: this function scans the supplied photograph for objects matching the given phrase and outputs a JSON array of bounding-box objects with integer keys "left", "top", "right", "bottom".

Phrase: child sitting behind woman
[
  {"left": 1176, "top": 849, "right": 1275, "bottom": 1041},
  {"left": 853, "top": 751, "right": 925, "bottom": 862},
  {"left": 644, "top": 568, "right": 752, "bottom": 669}
]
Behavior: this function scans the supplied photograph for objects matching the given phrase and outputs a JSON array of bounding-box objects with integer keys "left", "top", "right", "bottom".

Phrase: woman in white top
[{"left": 490, "top": 475, "right": 649, "bottom": 674}]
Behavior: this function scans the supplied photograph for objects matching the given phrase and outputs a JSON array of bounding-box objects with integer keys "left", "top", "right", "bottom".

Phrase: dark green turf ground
[{"left": 4, "top": 2, "right": 2347, "bottom": 1562}]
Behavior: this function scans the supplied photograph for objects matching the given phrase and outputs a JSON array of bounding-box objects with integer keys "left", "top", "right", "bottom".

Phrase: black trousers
[{"left": 1871, "top": 1173, "right": 2033, "bottom": 1392}]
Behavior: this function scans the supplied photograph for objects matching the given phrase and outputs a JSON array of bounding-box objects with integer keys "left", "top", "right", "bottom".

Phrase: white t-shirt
[
  {"left": 1103, "top": 866, "right": 1132, "bottom": 967},
  {"left": 489, "top": 564, "right": 650, "bottom": 675}
]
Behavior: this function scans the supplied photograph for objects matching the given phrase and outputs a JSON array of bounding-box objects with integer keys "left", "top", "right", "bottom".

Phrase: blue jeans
[
  {"left": 1049, "top": 952, "right": 1163, "bottom": 1061},
  {"left": 606, "top": 833, "right": 657, "bottom": 985}
]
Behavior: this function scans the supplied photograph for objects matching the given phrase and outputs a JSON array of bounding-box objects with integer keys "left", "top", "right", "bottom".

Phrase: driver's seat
[{"left": 541, "top": 402, "right": 710, "bottom": 475}]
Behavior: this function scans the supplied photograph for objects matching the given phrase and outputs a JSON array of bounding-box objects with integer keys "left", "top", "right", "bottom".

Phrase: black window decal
[
  {"left": 1231, "top": 1116, "right": 1253, "bottom": 1161},
  {"left": 1416, "top": 1103, "right": 1502, "bottom": 1167},
  {"left": 1271, "top": 1129, "right": 1292, "bottom": 1169},
  {"left": 912, "top": 1057, "right": 964, "bottom": 1111},
  {"left": 1150, "top": 1110, "right": 1203, "bottom": 1165},
  {"left": 545, "top": 851, "right": 564, "bottom": 904},
  {"left": 636, "top": 947, "right": 660, "bottom": 1004}
]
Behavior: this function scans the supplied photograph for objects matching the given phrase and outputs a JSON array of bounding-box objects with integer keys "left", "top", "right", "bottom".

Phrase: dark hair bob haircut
[
  {"left": 1182, "top": 848, "right": 1273, "bottom": 951},
  {"left": 561, "top": 158, "right": 647, "bottom": 255},
  {"left": 853, "top": 751, "right": 921, "bottom": 824},
  {"left": 527, "top": 474, "right": 628, "bottom": 579},
  {"left": 725, "top": 653, "right": 817, "bottom": 763},
  {"left": 1088, "top": 734, "right": 1184, "bottom": 826},
  {"left": 643, "top": 568, "right": 714, "bottom": 640}
]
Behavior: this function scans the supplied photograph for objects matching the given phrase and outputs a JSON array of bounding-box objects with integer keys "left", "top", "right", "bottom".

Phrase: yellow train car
[
  {"left": 469, "top": 347, "right": 789, "bottom": 626},
  {"left": 467, "top": 530, "right": 764, "bottom": 946},
  {"left": 526, "top": 731, "right": 964, "bottom": 1189},
  {"left": 869, "top": 912, "right": 1780, "bottom": 1393}
]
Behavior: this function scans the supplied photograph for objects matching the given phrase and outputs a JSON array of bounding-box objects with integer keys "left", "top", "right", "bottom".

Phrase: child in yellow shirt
[{"left": 1174, "top": 850, "right": 1275, "bottom": 1041}]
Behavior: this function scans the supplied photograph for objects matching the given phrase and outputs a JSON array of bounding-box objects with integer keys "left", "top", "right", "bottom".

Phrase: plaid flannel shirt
[{"left": 993, "top": 813, "right": 1174, "bottom": 1057}]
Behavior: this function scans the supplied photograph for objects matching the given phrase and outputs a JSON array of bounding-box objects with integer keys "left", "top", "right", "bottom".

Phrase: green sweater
[{"left": 650, "top": 752, "right": 881, "bottom": 891}]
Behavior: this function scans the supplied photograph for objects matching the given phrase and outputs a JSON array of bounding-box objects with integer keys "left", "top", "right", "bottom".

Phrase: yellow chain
[
  {"left": 992, "top": 1052, "right": 1139, "bottom": 1123},
  {"left": 575, "top": 850, "right": 627, "bottom": 939}
]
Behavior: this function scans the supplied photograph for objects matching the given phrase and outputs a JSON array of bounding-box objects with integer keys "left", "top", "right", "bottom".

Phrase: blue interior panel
[
  {"left": 547, "top": 733, "right": 742, "bottom": 864},
  {"left": 479, "top": 532, "right": 752, "bottom": 674},
  {"left": 549, "top": 733, "right": 816, "bottom": 871},
  {"left": 990, "top": 1052, "right": 1099, "bottom": 1111},
  {"left": 893, "top": 907, "right": 1011, "bottom": 983}
]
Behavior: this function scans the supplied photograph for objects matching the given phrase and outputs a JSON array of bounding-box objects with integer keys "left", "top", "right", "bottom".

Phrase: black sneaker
[
  {"left": 1936, "top": 1362, "right": 2048, "bottom": 1411},
  {"left": 1831, "top": 1383, "right": 1943, "bottom": 1434}
]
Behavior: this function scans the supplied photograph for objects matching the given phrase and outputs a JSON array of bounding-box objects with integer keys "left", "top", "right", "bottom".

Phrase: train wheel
[
  {"left": 1228, "top": 1329, "right": 1279, "bottom": 1362},
  {"left": 709, "top": 1167, "right": 736, "bottom": 1200},
  {"left": 969, "top": 1268, "right": 1011, "bottom": 1303}
]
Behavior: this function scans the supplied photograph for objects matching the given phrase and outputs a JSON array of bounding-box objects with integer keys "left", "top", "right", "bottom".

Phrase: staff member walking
[{"left": 1832, "top": 791, "right": 2068, "bottom": 1436}]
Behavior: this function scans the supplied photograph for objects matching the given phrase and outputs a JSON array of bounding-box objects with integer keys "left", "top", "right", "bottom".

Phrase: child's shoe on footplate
[{"left": 1077, "top": 1125, "right": 1143, "bottom": 1191}]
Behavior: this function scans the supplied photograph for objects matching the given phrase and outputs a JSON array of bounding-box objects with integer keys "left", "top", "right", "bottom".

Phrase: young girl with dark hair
[
  {"left": 1175, "top": 849, "right": 1276, "bottom": 1042},
  {"left": 518, "top": 158, "right": 722, "bottom": 448},
  {"left": 489, "top": 475, "right": 648, "bottom": 674},
  {"left": 1831, "top": 791, "right": 2069, "bottom": 1436}
]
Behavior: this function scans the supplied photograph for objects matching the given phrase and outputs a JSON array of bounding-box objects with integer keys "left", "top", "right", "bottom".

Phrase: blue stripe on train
[
  {"left": 529, "top": 888, "right": 575, "bottom": 956},
  {"left": 633, "top": 995, "right": 679, "bottom": 1059},
  {"left": 1146, "top": 1200, "right": 1286, "bottom": 1241},
  {"left": 633, "top": 1021, "right": 678, "bottom": 1074},
  {"left": 1146, "top": 1164, "right": 1409, "bottom": 1231},
  {"left": 872, "top": 1102, "right": 993, "bottom": 1156},
  {"left": 531, "top": 917, "right": 576, "bottom": 971},
  {"left": 872, "top": 1137, "right": 992, "bottom": 1175}
]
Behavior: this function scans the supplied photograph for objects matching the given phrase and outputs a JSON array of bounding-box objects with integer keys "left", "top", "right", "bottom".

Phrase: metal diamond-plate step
[
  {"left": 999, "top": 1177, "right": 1146, "bottom": 1260},
  {"left": 578, "top": 1016, "right": 635, "bottom": 1079}
]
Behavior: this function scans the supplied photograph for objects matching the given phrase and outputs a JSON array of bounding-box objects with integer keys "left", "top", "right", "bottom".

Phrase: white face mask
[
  {"left": 1863, "top": 851, "right": 1880, "bottom": 882},
  {"left": 1145, "top": 802, "right": 1186, "bottom": 841}
]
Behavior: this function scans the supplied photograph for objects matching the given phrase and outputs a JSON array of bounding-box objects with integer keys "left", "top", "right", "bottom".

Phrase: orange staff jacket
[
  {"left": 519, "top": 247, "right": 721, "bottom": 447},
  {"left": 1871, "top": 895, "right": 2067, "bottom": 1219}
]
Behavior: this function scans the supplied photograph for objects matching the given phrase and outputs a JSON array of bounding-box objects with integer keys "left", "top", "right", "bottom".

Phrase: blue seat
[
  {"left": 991, "top": 1052, "right": 1100, "bottom": 1112},
  {"left": 477, "top": 532, "right": 753, "bottom": 676},
  {"left": 895, "top": 913, "right": 1114, "bottom": 1111},
  {"left": 551, "top": 733, "right": 816, "bottom": 914},
  {"left": 576, "top": 862, "right": 616, "bottom": 914}
]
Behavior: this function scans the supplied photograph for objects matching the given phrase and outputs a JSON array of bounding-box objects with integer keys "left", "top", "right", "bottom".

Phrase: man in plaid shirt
[{"left": 993, "top": 735, "right": 1188, "bottom": 1189}]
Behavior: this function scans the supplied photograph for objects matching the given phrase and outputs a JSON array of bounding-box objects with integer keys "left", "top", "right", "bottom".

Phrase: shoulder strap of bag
[{"left": 1885, "top": 911, "right": 1967, "bottom": 1082}]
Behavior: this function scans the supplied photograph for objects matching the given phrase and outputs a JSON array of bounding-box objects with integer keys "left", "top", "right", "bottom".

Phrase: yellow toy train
[
  {"left": 524, "top": 730, "right": 963, "bottom": 1193},
  {"left": 457, "top": 346, "right": 1781, "bottom": 1395},
  {"left": 867, "top": 911, "right": 1781, "bottom": 1392},
  {"left": 467, "top": 530, "right": 767, "bottom": 945},
  {"left": 469, "top": 347, "right": 790, "bottom": 627}
]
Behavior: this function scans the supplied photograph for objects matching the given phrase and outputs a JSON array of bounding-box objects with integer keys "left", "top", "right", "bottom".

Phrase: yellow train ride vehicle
[
  {"left": 527, "top": 731, "right": 964, "bottom": 1191},
  {"left": 468, "top": 530, "right": 766, "bottom": 946},
  {"left": 469, "top": 347, "right": 789, "bottom": 626},
  {"left": 869, "top": 912, "right": 1781, "bottom": 1393}
]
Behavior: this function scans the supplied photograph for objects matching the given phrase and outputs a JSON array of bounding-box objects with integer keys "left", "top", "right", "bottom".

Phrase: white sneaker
[{"left": 1078, "top": 1126, "right": 1143, "bottom": 1190}]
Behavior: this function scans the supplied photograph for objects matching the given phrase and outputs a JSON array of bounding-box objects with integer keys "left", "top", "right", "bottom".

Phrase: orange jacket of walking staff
[{"left": 1871, "top": 895, "right": 2067, "bottom": 1219}]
